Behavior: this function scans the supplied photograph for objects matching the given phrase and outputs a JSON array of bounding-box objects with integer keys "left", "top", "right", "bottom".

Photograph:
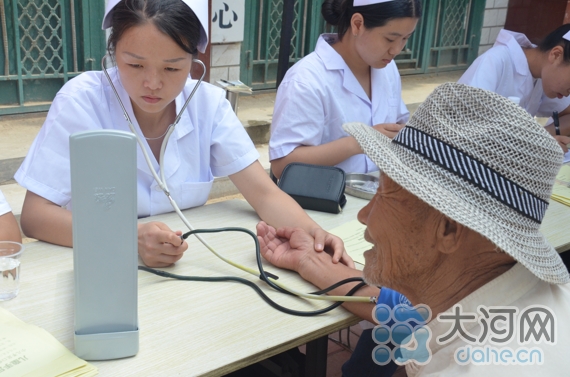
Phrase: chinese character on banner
[
  {"left": 212, "top": 2, "right": 237, "bottom": 29},
  {"left": 211, "top": 0, "right": 245, "bottom": 44}
]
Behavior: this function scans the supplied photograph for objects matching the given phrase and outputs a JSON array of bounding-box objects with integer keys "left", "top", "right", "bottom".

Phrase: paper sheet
[
  {"left": 215, "top": 79, "right": 252, "bottom": 93},
  {"left": 0, "top": 307, "right": 97, "bottom": 377},
  {"left": 328, "top": 220, "right": 372, "bottom": 265},
  {"left": 564, "top": 151, "right": 570, "bottom": 164}
]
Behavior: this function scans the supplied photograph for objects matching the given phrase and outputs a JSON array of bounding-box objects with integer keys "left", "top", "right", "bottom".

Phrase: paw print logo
[{"left": 372, "top": 303, "right": 432, "bottom": 366}]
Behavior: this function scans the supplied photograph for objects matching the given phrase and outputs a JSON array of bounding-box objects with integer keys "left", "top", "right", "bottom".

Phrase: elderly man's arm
[{"left": 256, "top": 221, "right": 377, "bottom": 322}]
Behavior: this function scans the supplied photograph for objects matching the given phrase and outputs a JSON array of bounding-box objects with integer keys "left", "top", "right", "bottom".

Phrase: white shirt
[
  {"left": 406, "top": 263, "right": 570, "bottom": 376},
  {"left": 15, "top": 68, "right": 259, "bottom": 218},
  {"left": 0, "top": 190, "right": 11, "bottom": 216},
  {"left": 269, "top": 34, "right": 409, "bottom": 174},
  {"left": 459, "top": 29, "right": 570, "bottom": 117}
]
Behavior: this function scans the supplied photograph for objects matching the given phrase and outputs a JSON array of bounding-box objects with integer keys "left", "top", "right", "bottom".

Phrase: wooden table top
[{"left": 1, "top": 189, "right": 567, "bottom": 376}]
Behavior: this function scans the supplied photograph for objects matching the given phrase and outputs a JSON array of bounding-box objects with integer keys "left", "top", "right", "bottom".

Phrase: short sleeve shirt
[
  {"left": 15, "top": 68, "right": 259, "bottom": 218},
  {"left": 269, "top": 34, "right": 409, "bottom": 174},
  {"left": 458, "top": 29, "right": 570, "bottom": 117}
]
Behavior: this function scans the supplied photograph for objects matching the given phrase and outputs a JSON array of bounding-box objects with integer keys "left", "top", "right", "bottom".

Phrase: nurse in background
[
  {"left": 269, "top": 0, "right": 421, "bottom": 178},
  {"left": 459, "top": 24, "right": 570, "bottom": 152},
  {"left": 0, "top": 190, "right": 21, "bottom": 242},
  {"left": 15, "top": 0, "right": 349, "bottom": 268}
]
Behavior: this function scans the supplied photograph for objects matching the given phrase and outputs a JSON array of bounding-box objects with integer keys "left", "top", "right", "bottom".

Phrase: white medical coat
[
  {"left": 15, "top": 68, "right": 259, "bottom": 218},
  {"left": 269, "top": 34, "right": 409, "bottom": 174},
  {"left": 0, "top": 190, "right": 11, "bottom": 216},
  {"left": 458, "top": 29, "right": 570, "bottom": 117}
]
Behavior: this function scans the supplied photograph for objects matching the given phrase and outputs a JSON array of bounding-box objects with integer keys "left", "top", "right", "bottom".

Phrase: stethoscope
[{"left": 101, "top": 56, "right": 375, "bottom": 312}]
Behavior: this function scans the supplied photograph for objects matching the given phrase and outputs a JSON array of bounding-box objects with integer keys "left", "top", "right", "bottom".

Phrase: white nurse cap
[
  {"left": 102, "top": 0, "right": 209, "bottom": 53},
  {"left": 564, "top": 30, "right": 570, "bottom": 42},
  {"left": 354, "top": 0, "right": 396, "bottom": 6}
]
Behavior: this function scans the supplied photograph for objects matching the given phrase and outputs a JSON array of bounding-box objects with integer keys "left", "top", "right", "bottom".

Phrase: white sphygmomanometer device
[
  {"left": 69, "top": 58, "right": 374, "bottom": 360},
  {"left": 70, "top": 130, "right": 138, "bottom": 360}
]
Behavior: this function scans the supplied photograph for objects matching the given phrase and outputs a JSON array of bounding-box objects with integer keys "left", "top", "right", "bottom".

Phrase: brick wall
[
  {"left": 478, "top": 0, "right": 509, "bottom": 55},
  {"left": 209, "top": 43, "right": 242, "bottom": 84}
]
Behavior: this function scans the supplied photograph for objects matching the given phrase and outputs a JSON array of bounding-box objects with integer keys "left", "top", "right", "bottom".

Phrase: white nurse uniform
[
  {"left": 459, "top": 29, "right": 570, "bottom": 117},
  {"left": 15, "top": 67, "right": 259, "bottom": 218},
  {"left": 269, "top": 34, "right": 409, "bottom": 174}
]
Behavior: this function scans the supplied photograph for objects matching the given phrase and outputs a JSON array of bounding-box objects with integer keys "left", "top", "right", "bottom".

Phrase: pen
[{"left": 553, "top": 111, "right": 560, "bottom": 136}]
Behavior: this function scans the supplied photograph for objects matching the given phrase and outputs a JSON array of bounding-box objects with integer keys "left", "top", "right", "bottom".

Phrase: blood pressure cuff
[{"left": 277, "top": 162, "right": 347, "bottom": 214}]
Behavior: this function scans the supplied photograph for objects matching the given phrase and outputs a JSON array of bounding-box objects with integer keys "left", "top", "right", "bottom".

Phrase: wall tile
[
  {"left": 480, "top": 27, "right": 491, "bottom": 45},
  {"left": 485, "top": 0, "right": 495, "bottom": 9},
  {"left": 489, "top": 26, "right": 502, "bottom": 43},
  {"left": 209, "top": 66, "right": 229, "bottom": 84},
  {"left": 496, "top": 8, "right": 508, "bottom": 25},
  {"left": 483, "top": 9, "right": 499, "bottom": 27},
  {"left": 494, "top": 0, "right": 509, "bottom": 8},
  {"left": 228, "top": 66, "right": 241, "bottom": 81},
  {"left": 211, "top": 43, "right": 242, "bottom": 67}
]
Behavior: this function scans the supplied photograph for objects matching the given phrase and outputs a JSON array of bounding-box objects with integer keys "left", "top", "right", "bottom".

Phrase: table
[
  {"left": 541, "top": 199, "right": 570, "bottom": 253},
  {"left": 1, "top": 192, "right": 568, "bottom": 377},
  {"left": 0, "top": 196, "right": 369, "bottom": 377}
]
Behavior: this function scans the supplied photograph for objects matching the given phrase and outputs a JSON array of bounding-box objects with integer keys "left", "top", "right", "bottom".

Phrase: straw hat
[
  {"left": 344, "top": 82, "right": 569, "bottom": 284},
  {"left": 102, "top": 0, "right": 209, "bottom": 53}
]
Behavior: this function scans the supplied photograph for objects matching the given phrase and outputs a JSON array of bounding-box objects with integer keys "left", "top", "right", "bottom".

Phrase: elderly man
[{"left": 257, "top": 82, "right": 570, "bottom": 375}]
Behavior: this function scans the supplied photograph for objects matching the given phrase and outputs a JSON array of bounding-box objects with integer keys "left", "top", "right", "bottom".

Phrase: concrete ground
[{"left": 0, "top": 70, "right": 464, "bottom": 377}]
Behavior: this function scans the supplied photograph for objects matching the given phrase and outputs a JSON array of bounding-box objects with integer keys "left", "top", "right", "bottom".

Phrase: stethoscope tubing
[{"left": 101, "top": 56, "right": 373, "bottom": 304}]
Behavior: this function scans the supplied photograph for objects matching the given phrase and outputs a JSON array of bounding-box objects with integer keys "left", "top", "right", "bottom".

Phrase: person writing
[
  {"left": 269, "top": 0, "right": 421, "bottom": 178},
  {"left": 257, "top": 83, "right": 570, "bottom": 375},
  {"left": 458, "top": 24, "right": 570, "bottom": 152},
  {"left": 15, "top": 0, "right": 349, "bottom": 268},
  {"left": 0, "top": 190, "right": 21, "bottom": 242}
]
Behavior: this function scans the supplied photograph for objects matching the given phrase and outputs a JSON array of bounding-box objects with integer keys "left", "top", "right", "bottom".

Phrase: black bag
[{"left": 277, "top": 163, "right": 347, "bottom": 214}]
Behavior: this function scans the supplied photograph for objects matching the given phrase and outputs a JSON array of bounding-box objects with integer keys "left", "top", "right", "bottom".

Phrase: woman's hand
[
  {"left": 138, "top": 221, "right": 188, "bottom": 267},
  {"left": 372, "top": 123, "right": 404, "bottom": 139},
  {"left": 308, "top": 227, "right": 355, "bottom": 268}
]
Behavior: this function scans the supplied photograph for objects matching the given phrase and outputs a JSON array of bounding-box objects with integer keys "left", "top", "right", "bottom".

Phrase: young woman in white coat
[
  {"left": 269, "top": 0, "right": 421, "bottom": 178},
  {"left": 15, "top": 0, "right": 349, "bottom": 268},
  {"left": 459, "top": 24, "right": 570, "bottom": 152}
]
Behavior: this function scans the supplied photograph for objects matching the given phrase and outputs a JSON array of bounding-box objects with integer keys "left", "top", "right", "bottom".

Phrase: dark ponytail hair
[
  {"left": 107, "top": 0, "right": 201, "bottom": 56},
  {"left": 538, "top": 24, "right": 570, "bottom": 63},
  {"left": 321, "top": 0, "right": 422, "bottom": 39}
]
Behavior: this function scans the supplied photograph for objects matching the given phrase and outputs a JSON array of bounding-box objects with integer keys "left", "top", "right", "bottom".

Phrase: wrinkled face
[
  {"left": 354, "top": 17, "right": 418, "bottom": 69},
  {"left": 357, "top": 174, "right": 440, "bottom": 289},
  {"left": 114, "top": 22, "right": 192, "bottom": 118}
]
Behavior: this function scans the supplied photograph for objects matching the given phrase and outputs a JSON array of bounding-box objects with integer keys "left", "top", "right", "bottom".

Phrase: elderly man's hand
[
  {"left": 256, "top": 222, "right": 354, "bottom": 271},
  {"left": 256, "top": 222, "right": 314, "bottom": 272}
]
